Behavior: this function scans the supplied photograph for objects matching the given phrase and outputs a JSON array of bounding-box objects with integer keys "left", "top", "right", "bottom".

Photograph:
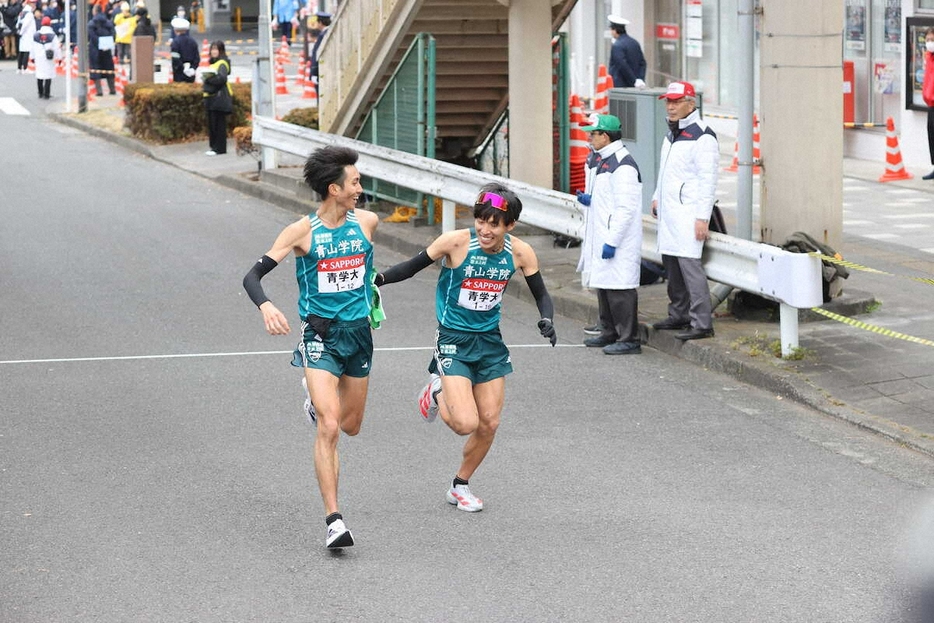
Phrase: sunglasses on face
[{"left": 476, "top": 191, "right": 508, "bottom": 212}]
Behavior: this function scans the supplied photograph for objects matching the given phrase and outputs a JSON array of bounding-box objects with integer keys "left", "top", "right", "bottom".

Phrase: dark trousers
[
  {"left": 17, "top": 49, "right": 28, "bottom": 70},
  {"left": 36, "top": 78, "right": 50, "bottom": 98},
  {"left": 596, "top": 287, "right": 639, "bottom": 343},
  {"left": 662, "top": 254, "right": 712, "bottom": 331},
  {"left": 277, "top": 21, "right": 292, "bottom": 44},
  {"left": 928, "top": 106, "right": 934, "bottom": 165},
  {"left": 207, "top": 109, "right": 228, "bottom": 154}
]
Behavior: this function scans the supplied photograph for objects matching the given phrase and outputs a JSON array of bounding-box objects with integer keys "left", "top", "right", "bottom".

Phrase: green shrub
[
  {"left": 125, "top": 82, "right": 251, "bottom": 143},
  {"left": 281, "top": 107, "right": 318, "bottom": 129}
]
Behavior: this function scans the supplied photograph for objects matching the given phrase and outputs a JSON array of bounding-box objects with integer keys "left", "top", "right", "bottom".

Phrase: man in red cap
[
  {"left": 650, "top": 81, "right": 719, "bottom": 340},
  {"left": 30, "top": 14, "right": 60, "bottom": 98}
]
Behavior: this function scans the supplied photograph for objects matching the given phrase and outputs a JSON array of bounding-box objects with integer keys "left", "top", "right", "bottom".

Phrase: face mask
[{"left": 926, "top": 41, "right": 934, "bottom": 53}]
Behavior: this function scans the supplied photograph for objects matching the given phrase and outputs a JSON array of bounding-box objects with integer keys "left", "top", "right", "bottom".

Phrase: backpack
[
  {"left": 781, "top": 231, "right": 849, "bottom": 302},
  {"left": 640, "top": 259, "right": 667, "bottom": 285}
]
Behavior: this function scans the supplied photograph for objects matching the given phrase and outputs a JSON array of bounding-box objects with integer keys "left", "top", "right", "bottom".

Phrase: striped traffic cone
[
  {"left": 55, "top": 55, "right": 65, "bottom": 76},
  {"left": 725, "top": 114, "right": 762, "bottom": 174},
  {"left": 302, "top": 74, "right": 317, "bottom": 102},
  {"left": 115, "top": 66, "right": 126, "bottom": 107},
  {"left": 27, "top": 56, "right": 35, "bottom": 73},
  {"left": 86, "top": 77, "right": 96, "bottom": 102},
  {"left": 568, "top": 94, "right": 589, "bottom": 195},
  {"left": 878, "top": 116, "right": 913, "bottom": 182},
  {"left": 69, "top": 48, "right": 78, "bottom": 79},
  {"left": 274, "top": 61, "right": 288, "bottom": 95},
  {"left": 200, "top": 39, "right": 210, "bottom": 67},
  {"left": 593, "top": 64, "right": 609, "bottom": 114}
]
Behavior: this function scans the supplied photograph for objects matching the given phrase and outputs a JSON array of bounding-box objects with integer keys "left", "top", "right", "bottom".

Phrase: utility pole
[
  {"left": 77, "top": 0, "right": 88, "bottom": 112},
  {"left": 255, "top": 0, "right": 276, "bottom": 170}
]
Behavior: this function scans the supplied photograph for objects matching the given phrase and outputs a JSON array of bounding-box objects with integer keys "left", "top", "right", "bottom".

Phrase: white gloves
[
  {"left": 634, "top": 79, "right": 646, "bottom": 89},
  {"left": 183, "top": 62, "right": 195, "bottom": 77}
]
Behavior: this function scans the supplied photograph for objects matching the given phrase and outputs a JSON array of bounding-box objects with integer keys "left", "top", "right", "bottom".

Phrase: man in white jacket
[
  {"left": 651, "top": 81, "right": 719, "bottom": 340},
  {"left": 30, "top": 16, "right": 60, "bottom": 99},
  {"left": 576, "top": 114, "right": 643, "bottom": 355}
]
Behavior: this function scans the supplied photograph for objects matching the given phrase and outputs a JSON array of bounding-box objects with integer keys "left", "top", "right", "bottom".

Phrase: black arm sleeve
[
  {"left": 242, "top": 255, "right": 278, "bottom": 308},
  {"left": 524, "top": 271, "right": 554, "bottom": 320},
  {"left": 376, "top": 249, "right": 435, "bottom": 286}
]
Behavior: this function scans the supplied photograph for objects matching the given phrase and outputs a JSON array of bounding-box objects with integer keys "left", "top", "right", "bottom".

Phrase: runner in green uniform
[
  {"left": 242, "top": 146, "right": 379, "bottom": 549},
  {"left": 376, "top": 183, "right": 557, "bottom": 512}
]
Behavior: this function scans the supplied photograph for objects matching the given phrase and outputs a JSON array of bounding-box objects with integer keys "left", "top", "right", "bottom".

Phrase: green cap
[{"left": 581, "top": 114, "right": 621, "bottom": 133}]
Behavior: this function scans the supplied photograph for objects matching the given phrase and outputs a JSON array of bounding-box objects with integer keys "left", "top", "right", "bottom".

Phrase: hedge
[{"left": 124, "top": 82, "right": 252, "bottom": 144}]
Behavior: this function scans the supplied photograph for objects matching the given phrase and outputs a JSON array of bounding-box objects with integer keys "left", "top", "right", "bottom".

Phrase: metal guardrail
[{"left": 252, "top": 116, "right": 823, "bottom": 354}]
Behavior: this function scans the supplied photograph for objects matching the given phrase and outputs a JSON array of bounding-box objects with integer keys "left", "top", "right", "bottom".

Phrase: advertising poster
[
  {"left": 846, "top": 0, "right": 866, "bottom": 51},
  {"left": 884, "top": 0, "right": 901, "bottom": 53},
  {"left": 874, "top": 62, "right": 894, "bottom": 94}
]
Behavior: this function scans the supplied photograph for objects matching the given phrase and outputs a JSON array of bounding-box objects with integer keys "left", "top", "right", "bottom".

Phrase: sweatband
[
  {"left": 242, "top": 254, "right": 278, "bottom": 308},
  {"left": 376, "top": 249, "right": 434, "bottom": 286},
  {"left": 524, "top": 271, "right": 554, "bottom": 320}
]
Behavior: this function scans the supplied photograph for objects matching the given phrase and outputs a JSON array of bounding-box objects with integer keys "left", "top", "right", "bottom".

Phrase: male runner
[
  {"left": 242, "top": 146, "right": 379, "bottom": 548},
  {"left": 376, "top": 182, "right": 557, "bottom": 512}
]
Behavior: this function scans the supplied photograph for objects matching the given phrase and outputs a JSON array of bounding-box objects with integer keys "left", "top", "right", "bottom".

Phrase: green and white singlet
[
  {"left": 435, "top": 228, "right": 516, "bottom": 333},
  {"left": 295, "top": 211, "right": 374, "bottom": 322}
]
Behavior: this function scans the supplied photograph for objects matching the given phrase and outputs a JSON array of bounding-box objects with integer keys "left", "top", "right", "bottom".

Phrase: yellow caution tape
[
  {"left": 808, "top": 251, "right": 934, "bottom": 286},
  {"left": 809, "top": 307, "right": 934, "bottom": 347}
]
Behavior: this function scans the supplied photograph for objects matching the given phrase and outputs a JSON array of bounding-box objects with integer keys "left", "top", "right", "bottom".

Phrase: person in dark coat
[
  {"left": 607, "top": 14, "right": 646, "bottom": 89},
  {"left": 88, "top": 4, "right": 115, "bottom": 94},
  {"left": 2, "top": 0, "right": 24, "bottom": 58},
  {"left": 201, "top": 39, "right": 232, "bottom": 155},
  {"left": 133, "top": 6, "right": 154, "bottom": 36},
  {"left": 169, "top": 16, "right": 199, "bottom": 82}
]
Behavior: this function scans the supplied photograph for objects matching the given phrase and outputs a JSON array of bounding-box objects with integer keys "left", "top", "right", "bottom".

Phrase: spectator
[
  {"left": 88, "top": 4, "right": 116, "bottom": 95},
  {"left": 169, "top": 16, "right": 198, "bottom": 82},
  {"left": 308, "top": 10, "right": 329, "bottom": 84},
  {"left": 112, "top": 0, "right": 135, "bottom": 63},
  {"left": 133, "top": 5, "right": 153, "bottom": 37},
  {"left": 30, "top": 15, "right": 60, "bottom": 98},
  {"left": 41, "top": 0, "right": 61, "bottom": 38},
  {"left": 607, "top": 14, "right": 646, "bottom": 89},
  {"left": 271, "top": 0, "right": 298, "bottom": 45},
  {"left": 923, "top": 27, "right": 934, "bottom": 181},
  {"left": 0, "top": 0, "right": 21, "bottom": 60},
  {"left": 15, "top": 2, "right": 35, "bottom": 73},
  {"left": 651, "top": 81, "right": 719, "bottom": 341},
  {"left": 201, "top": 40, "right": 232, "bottom": 156},
  {"left": 576, "top": 114, "right": 644, "bottom": 355}
]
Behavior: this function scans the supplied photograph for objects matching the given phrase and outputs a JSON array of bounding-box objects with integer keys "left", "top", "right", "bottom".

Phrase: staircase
[{"left": 318, "top": 0, "right": 577, "bottom": 164}]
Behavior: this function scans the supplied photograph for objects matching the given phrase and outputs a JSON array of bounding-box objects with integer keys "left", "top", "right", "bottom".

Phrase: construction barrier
[
  {"left": 568, "top": 94, "right": 589, "bottom": 195},
  {"left": 878, "top": 116, "right": 912, "bottom": 182}
]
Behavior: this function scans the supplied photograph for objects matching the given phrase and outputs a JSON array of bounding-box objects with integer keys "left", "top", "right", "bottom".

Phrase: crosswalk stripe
[{"left": 0, "top": 97, "right": 30, "bottom": 115}]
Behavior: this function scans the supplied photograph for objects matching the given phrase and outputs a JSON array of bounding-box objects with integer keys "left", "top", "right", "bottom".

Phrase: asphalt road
[{"left": 3, "top": 70, "right": 934, "bottom": 622}]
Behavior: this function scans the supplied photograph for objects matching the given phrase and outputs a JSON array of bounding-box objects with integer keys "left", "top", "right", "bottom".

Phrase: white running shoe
[
  {"left": 417, "top": 374, "right": 442, "bottom": 423},
  {"left": 301, "top": 376, "right": 317, "bottom": 426},
  {"left": 205, "top": 150, "right": 217, "bottom": 156},
  {"left": 325, "top": 518, "right": 354, "bottom": 548},
  {"left": 446, "top": 484, "right": 483, "bottom": 512}
]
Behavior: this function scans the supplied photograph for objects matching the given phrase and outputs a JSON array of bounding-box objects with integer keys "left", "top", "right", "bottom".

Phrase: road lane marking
[{"left": 0, "top": 97, "right": 30, "bottom": 115}]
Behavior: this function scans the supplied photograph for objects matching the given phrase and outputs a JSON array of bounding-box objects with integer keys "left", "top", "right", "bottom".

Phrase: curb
[{"left": 47, "top": 111, "right": 934, "bottom": 460}]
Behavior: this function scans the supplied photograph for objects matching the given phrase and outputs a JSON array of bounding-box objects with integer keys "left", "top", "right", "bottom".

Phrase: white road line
[
  {"left": 0, "top": 344, "right": 579, "bottom": 365},
  {"left": 0, "top": 97, "right": 30, "bottom": 115}
]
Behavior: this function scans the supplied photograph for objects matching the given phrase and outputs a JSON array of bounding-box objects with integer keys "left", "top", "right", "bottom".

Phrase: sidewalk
[{"left": 49, "top": 98, "right": 934, "bottom": 460}]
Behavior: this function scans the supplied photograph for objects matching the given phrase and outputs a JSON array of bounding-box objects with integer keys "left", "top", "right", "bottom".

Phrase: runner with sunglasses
[{"left": 375, "top": 182, "right": 557, "bottom": 512}]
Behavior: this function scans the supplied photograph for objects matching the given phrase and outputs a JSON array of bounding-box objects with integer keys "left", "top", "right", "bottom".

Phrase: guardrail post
[
  {"left": 779, "top": 303, "right": 799, "bottom": 357},
  {"left": 442, "top": 199, "right": 455, "bottom": 234}
]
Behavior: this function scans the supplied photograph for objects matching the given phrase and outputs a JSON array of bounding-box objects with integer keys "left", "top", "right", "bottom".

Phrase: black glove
[{"left": 537, "top": 318, "right": 557, "bottom": 347}]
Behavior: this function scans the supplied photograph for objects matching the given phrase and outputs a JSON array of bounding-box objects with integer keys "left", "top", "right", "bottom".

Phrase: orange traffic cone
[
  {"left": 274, "top": 61, "right": 288, "bottom": 95},
  {"left": 86, "top": 77, "right": 96, "bottom": 102},
  {"left": 27, "top": 56, "right": 35, "bottom": 73},
  {"left": 302, "top": 75, "right": 317, "bottom": 102},
  {"left": 55, "top": 56, "right": 65, "bottom": 76},
  {"left": 568, "top": 94, "right": 589, "bottom": 195},
  {"left": 200, "top": 39, "right": 210, "bottom": 67},
  {"left": 116, "top": 66, "right": 126, "bottom": 107},
  {"left": 879, "top": 116, "right": 913, "bottom": 182},
  {"left": 277, "top": 36, "right": 290, "bottom": 64},
  {"left": 724, "top": 114, "right": 762, "bottom": 174},
  {"left": 70, "top": 48, "right": 78, "bottom": 79},
  {"left": 593, "top": 64, "right": 609, "bottom": 114}
]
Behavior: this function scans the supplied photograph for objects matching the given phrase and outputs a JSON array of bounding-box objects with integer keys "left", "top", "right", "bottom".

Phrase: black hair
[
  {"left": 210, "top": 39, "right": 226, "bottom": 59},
  {"left": 611, "top": 24, "right": 626, "bottom": 36},
  {"left": 473, "top": 182, "right": 522, "bottom": 226},
  {"left": 605, "top": 130, "right": 622, "bottom": 142},
  {"left": 303, "top": 146, "right": 359, "bottom": 200}
]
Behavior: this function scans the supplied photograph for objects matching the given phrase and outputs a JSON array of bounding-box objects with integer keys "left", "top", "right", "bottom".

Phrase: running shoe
[
  {"left": 326, "top": 518, "right": 354, "bottom": 548},
  {"left": 446, "top": 484, "right": 483, "bottom": 512},
  {"left": 417, "top": 374, "right": 442, "bottom": 423},
  {"left": 301, "top": 376, "right": 317, "bottom": 426}
]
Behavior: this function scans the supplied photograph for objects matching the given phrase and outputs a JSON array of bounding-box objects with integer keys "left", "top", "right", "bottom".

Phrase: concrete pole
[
  {"left": 758, "top": 0, "right": 843, "bottom": 249},
  {"left": 65, "top": 4, "right": 71, "bottom": 112},
  {"left": 256, "top": 0, "right": 277, "bottom": 170},
  {"left": 77, "top": 0, "right": 88, "bottom": 113},
  {"left": 735, "top": 0, "right": 755, "bottom": 241},
  {"left": 507, "top": 0, "right": 552, "bottom": 188}
]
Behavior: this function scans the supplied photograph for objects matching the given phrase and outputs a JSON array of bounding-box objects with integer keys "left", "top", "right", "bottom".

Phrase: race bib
[
  {"left": 317, "top": 253, "right": 365, "bottom": 293},
  {"left": 457, "top": 278, "right": 507, "bottom": 311}
]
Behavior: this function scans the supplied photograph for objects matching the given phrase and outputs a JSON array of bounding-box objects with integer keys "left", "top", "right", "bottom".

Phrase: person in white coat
[
  {"left": 30, "top": 16, "right": 60, "bottom": 98},
  {"left": 651, "top": 81, "right": 719, "bottom": 340},
  {"left": 15, "top": 2, "right": 34, "bottom": 72},
  {"left": 576, "top": 114, "right": 644, "bottom": 355}
]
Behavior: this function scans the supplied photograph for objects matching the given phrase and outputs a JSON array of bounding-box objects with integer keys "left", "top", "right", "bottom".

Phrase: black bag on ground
[
  {"left": 781, "top": 231, "right": 849, "bottom": 302},
  {"left": 640, "top": 259, "right": 667, "bottom": 285}
]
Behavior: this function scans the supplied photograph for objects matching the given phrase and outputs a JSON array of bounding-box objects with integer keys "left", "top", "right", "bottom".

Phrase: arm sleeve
[
  {"left": 524, "top": 271, "right": 554, "bottom": 320},
  {"left": 376, "top": 249, "right": 434, "bottom": 286},
  {"left": 242, "top": 254, "right": 278, "bottom": 308}
]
